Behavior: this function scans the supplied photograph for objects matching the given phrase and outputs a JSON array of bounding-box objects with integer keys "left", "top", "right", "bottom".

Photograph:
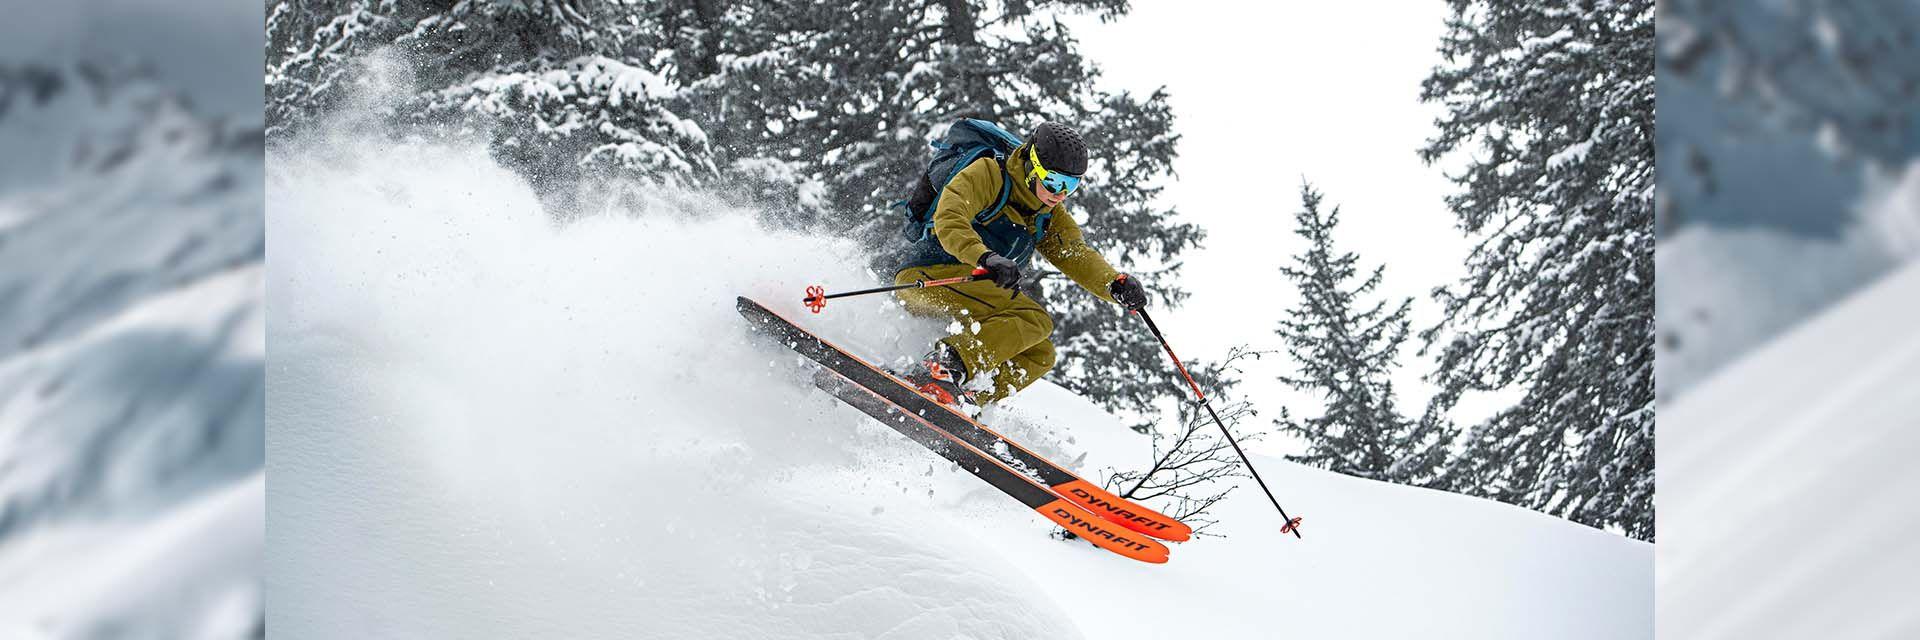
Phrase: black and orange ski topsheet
[
  {"left": 738, "top": 296, "right": 1181, "bottom": 563},
  {"left": 810, "top": 370, "right": 1167, "bottom": 564},
  {"left": 741, "top": 298, "right": 1192, "bottom": 542},
  {"left": 891, "top": 373, "right": 1195, "bottom": 543}
]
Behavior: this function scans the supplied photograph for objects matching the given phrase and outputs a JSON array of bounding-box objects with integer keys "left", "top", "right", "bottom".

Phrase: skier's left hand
[
  {"left": 978, "top": 251, "right": 1022, "bottom": 290},
  {"left": 1110, "top": 274, "right": 1148, "bottom": 311}
]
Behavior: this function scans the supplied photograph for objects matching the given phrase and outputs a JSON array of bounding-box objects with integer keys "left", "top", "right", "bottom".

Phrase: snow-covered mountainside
[
  {"left": 1660, "top": 260, "right": 1920, "bottom": 639},
  {"left": 269, "top": 137, "right": 1649, "bottom": 638},
  {"left": 0, "top": 64, "right": 263, "bottom": 636}
]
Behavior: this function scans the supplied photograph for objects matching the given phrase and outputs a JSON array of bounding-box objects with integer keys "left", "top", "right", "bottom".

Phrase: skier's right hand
[{"left": 978, "top": 251, "right": 1022, "bottom": 290}]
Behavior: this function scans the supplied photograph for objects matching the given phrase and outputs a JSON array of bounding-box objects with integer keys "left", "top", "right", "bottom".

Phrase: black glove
[
  {"left": 978, "top": 251, "right": 1022, "bottom": 290},
  {"left": 1109, "top": 274, "right": 1148, "bottom": 311}
]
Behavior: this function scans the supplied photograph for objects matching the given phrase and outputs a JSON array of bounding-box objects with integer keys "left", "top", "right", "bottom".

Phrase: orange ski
[
  {"left": 905, "top": 397, "right": 1192, "bottom": 542},
  {"left": 741, "top": 296, "right": 1169, "bottom": 563},
  {"left": 812, "top": 369, "right": 1168, "bottom": 564},
  {"left": 736, "top": 297, "right": 1192, "bottom": 542}
]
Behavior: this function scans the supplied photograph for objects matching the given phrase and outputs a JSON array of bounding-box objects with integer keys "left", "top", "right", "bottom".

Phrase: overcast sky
[{"left": 1068, "top": 2, "right": 1503, "bottom": 453}]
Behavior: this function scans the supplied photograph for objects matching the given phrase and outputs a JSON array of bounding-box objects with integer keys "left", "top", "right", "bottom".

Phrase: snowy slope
[
  {"left": 0, "top": 65, "right": 263, "bottom": 636},
  {"left": 1659, "top": 261, "right": 1920, "bottom": 639},
  {"left": 976, "top": 385, "right": 1649, "bottom": 639},
  {"left": 268, "top": 137, "right": 1649, "bottom": 638}
]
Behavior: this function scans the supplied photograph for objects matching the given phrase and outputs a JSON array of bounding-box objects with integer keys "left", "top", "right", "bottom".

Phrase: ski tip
[
  {"left": 1037, "top": 499, "right": 1170, "bottom": 564},
  {"left": 737, "top": 296, "right": 777, "bottom": 319},
  {"left": 1054, "top": 480, "right": 1192, "bottom": 542}
]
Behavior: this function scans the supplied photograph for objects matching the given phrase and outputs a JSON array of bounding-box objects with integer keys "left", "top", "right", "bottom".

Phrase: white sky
[{"left": 1067, "top": 2, "right": 1502, "bottom": 454}]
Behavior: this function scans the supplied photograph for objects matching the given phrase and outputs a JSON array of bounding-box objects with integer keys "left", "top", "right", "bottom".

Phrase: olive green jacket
[{"left": 929, "top": 144, "right": 1121, "bottom": 304}]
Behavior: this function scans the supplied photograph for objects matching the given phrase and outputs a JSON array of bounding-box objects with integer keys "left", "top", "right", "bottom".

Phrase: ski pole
[
  {"left": 1131, "top": 301, "right": 1304, "bottom": 538},
  {"left": 802, "top": 269, "right": 989, "bottom": 313}
]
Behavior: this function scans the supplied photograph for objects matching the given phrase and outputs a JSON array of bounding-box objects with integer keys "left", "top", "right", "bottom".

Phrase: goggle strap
[{"left": 1027, "top": 145, "right": 1082, "bottom": 194}]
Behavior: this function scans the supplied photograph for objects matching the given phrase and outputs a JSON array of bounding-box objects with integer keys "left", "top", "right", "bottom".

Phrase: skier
[{"left": 892, "top": 121, "right": 1149, "bottom": 407}]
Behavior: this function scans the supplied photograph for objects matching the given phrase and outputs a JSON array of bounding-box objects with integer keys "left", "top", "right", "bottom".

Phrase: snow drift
[{"left": 267, "top": 136, "right": 1649, "bottom": 638}]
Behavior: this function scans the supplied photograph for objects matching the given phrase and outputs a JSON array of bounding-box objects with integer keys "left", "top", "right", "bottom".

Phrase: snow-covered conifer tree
[
  {"left": 1419, "top": 0, "right": 1655, "bottom": 539},
  {"left": 1273, "top": 184, "right": 1446, "bottom": 485},
  {"left": 267, "top": 1, "right": 717, "bottom": 211}
]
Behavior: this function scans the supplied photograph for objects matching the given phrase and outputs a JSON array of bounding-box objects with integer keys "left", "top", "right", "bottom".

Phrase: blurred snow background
[
  {"left": 1658, "top": 2, "right": 1920, "bottom": 637},
  {"left": 1657, "top": 1, "right": 1920, "bottom": 398},
  {"left": 0, "top": 0, "right": 263, "bottom": 637}
]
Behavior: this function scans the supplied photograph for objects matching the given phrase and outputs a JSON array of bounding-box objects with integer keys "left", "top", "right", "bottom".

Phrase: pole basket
[
  {"left": 1280, "top": 516, "right": 1304, "bottom": 536},
  {"left": 803, "top": 285, "right": 827, "bottom": 314}
]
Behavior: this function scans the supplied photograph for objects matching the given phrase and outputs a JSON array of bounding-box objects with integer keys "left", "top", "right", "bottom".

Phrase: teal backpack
[{"left": 894, "top": 118, "right": 1051, "bottom": 249}]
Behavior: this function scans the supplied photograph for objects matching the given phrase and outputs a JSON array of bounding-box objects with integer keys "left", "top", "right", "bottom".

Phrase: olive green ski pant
[{"left": 893, "top": 263, "right": 1056, "bottom": 405}]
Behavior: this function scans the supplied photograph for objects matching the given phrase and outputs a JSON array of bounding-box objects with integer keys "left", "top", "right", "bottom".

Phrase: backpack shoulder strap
[
  {"left": 973, "top": 156, "right": 1013, "bottom": 224},
  {"left": 984, "top": 158, "right": 1049, "bottom": 245},
  {"left": 907, "top": 155, "right": 1009, "bottom": 242}
]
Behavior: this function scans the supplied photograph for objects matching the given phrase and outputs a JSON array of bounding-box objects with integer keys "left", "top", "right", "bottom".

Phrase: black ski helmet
[{"left": 1027, "top": 122, "right": 1087, "bottom": 176}]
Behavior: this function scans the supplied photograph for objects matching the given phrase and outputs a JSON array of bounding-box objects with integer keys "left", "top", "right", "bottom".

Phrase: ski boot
[{"left": 894, "top": 344, "right": 975, "bottom": 408}]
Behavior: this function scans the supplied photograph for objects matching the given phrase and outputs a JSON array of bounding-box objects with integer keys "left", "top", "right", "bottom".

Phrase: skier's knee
[
  {"left": 1026, "top": 308, "right": 1055, "bottom": 338},
  {"left": 1029, "top": 341, "right": 1058, "bottom": 373}
]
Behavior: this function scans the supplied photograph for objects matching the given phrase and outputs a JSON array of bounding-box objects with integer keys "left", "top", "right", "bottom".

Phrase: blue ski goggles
[{"left": 1027, "top": 145, "right": 1083, "bottom": 196}]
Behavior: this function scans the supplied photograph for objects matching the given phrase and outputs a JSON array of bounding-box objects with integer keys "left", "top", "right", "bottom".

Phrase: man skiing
[{"left": 892, "top": 121, "right": 1149, "bottom": 407}]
